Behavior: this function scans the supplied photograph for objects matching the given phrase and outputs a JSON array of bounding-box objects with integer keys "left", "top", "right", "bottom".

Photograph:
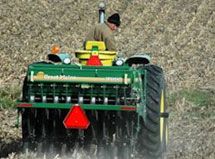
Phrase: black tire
[
  {"left": 137, "top": 64, "right": 167, "bottom": 159},
  {"left": 21, "top": 76, "right": 28, "bottom": 102}
]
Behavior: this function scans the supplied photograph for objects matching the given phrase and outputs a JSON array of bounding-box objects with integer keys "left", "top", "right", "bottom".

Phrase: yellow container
[
  {"left": 76, "top": 51, "right": 116, "bottom": 59},
  {"left": 75, "top": 50, "right": 117, "bottom": 66},
  {"left": 75, "top": 41, "right": 117, "bottom": 66},
  {"left": 85, "top": 41, "right": 106, "bottom": 51}
]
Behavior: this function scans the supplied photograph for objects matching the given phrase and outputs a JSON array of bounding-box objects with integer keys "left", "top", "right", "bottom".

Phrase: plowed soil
[{"left": 0, "top": 0, "right": 214, "bottom": 158}]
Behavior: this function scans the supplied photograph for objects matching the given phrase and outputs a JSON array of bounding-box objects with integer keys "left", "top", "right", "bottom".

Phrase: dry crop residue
[{"left": 0, "top": 0, "right": 215, "bottom": 158}]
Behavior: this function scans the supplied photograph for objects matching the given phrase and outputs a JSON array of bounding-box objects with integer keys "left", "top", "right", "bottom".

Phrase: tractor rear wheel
[{"left": 137, "top": 64, "right": 168, "bottom": 159}]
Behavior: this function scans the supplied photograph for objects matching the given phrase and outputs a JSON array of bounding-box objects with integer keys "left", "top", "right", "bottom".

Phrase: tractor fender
[{"left": 125, "top": 54, "right": 150, "bottom": 66}]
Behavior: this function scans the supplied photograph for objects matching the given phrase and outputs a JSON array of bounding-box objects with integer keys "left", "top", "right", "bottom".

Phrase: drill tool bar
[{"left": 28, "top": 63, "right": 132, "bottom": 84}]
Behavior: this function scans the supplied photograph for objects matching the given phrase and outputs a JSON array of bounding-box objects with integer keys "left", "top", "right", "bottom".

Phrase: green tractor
[{"left": 17, "top": 3, "right": 169, "bottom": 159}]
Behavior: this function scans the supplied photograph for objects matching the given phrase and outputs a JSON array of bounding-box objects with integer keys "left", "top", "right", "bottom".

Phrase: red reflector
[
  {"left": 63, "top": 105, "right": 90, "bottom": 129},
  {"left": 121, "top": 106, "right": 136, "bottom": 111},
  {"left": 87, "top": 55, "right": 102, "bottom": 66},
  {"left": 17, "top": 103, "right": 32, "bottom": 107}
]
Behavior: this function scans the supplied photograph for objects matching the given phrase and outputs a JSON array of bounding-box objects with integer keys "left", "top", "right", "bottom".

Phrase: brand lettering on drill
[
  {"left": 33, "top": 74, "right": 129, "bottom": 84},
  {"left": 44, "top": 75, "right": 77, "bottom": 80},
  {"left": 106, "top": 77, "right": 122, "bottom": 82}
]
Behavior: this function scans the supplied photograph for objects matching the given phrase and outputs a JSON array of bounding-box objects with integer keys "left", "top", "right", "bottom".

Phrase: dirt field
[{"left": 0, "top": 0, "right": 214, "bottom": 158}]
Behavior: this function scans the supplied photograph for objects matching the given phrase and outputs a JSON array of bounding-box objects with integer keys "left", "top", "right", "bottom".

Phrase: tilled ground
[
  {"left": 0, "top": 0, "right": 214, "bottom": 90},
  {"left": 0, "top": 95, "right": 215, "bottom": 159},
  {"left": 167, "top": 99, "right": 215, "bottom": 159},
  {"left": 0, "top": 0, "right": 215, "bottom": 158},
  {"left": 0, "top": 109, "right": 22, "bottom": 157}
]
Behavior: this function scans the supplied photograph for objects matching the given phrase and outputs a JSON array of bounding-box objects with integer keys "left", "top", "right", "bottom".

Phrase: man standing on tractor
[{"left": 85, "top": 13, "right": 121, "bottom": 51}]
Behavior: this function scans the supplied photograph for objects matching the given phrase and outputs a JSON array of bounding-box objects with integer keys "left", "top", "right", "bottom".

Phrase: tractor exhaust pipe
[{"left": 98, "top": 2, "right": 106, "bottom": 23}]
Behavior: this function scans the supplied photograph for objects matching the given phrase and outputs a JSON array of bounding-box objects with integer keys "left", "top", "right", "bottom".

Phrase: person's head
[{"left": 107, "top": 13, "right": 121, "bottom": 31}]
